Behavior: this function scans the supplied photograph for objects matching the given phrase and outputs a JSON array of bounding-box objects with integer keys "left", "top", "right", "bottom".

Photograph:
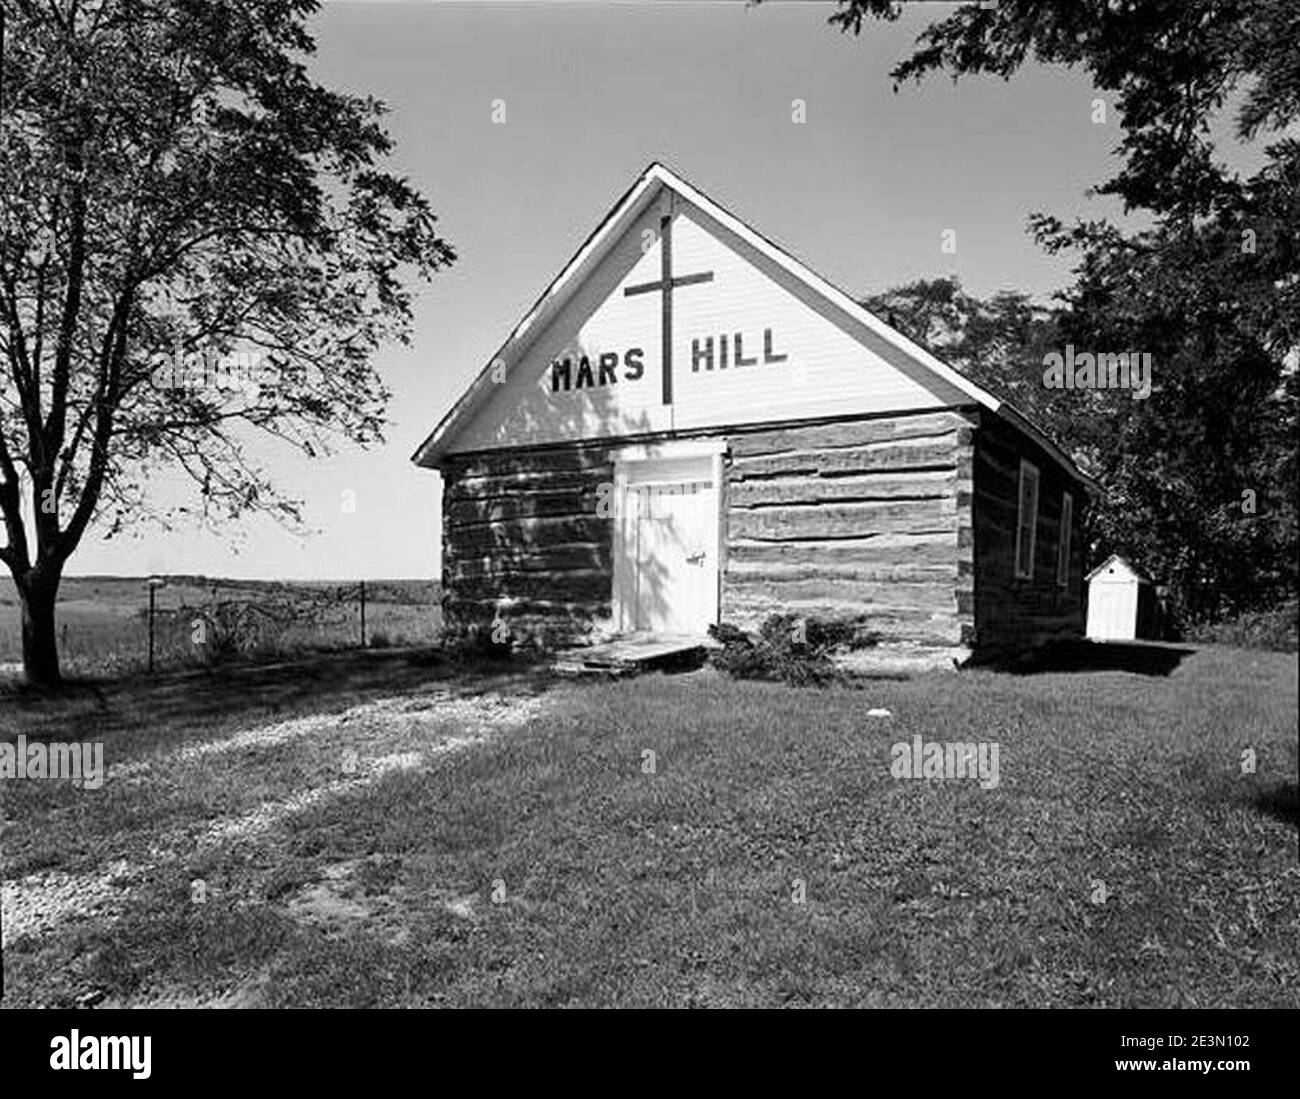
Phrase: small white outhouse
[{"left": 1085, "top": 554, "right": 1152, "bottom": 641}]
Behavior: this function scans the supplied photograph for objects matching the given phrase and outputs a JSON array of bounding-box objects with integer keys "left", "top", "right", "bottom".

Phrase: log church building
[{"left": 414, "top": 163, "right": 1094, "bottom": 661}]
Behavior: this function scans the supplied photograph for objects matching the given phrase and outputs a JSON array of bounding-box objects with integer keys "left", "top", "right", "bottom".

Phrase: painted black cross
[{"left": 623, "top": 215, "right": 713, "bottom": 405}]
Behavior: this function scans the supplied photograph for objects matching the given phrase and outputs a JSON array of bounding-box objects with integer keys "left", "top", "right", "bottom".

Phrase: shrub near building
[{"left": 708, "top": 614, "right": 878, "bottom": 687}]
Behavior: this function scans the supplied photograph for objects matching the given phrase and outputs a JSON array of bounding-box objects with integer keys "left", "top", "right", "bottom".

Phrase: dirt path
[{"left": 2, "top": 687, "right": 550, "bottom": 949}]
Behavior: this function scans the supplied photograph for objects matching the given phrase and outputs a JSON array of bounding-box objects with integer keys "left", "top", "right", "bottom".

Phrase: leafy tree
[
  {"left": 1038, "top": 183, "right": 1299, "bottom": 623},
  {"left": 832, "top": 0, "right": 1299, "bottom": 625},
  {"left": 859, "top": 276, "right": 1074, "bottom": 442},
  {"left": 0, "top": 0, "right": 454, "bottom": 685}
]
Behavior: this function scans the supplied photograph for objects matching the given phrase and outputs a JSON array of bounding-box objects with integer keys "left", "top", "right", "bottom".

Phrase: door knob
[{"left": 686, "top": 551, "right": 706, "bottom": 565}]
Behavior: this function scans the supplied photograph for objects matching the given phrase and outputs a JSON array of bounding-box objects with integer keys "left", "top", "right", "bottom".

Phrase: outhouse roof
[{"left": 1086, "top": 554, "right": 1151, "bottom": 584}]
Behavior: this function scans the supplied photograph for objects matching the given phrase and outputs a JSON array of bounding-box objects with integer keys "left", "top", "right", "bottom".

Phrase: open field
[
  {"left": 1, "top": 643, "right": 1296, "bottom": 1008},
  {"left": 0, "top": 576, "right": 442, "bottom": 678}
]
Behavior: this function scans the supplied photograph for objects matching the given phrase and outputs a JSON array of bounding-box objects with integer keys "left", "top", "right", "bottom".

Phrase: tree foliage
[
  {"left": 836, "top": 0, "right": 1299, "bottom": 625},
  {"left": 0, "top": 0, "right": 454, "bottom": 683},
  {"left": 860, "top": 276, "right": 1071, "bottom": 440}
]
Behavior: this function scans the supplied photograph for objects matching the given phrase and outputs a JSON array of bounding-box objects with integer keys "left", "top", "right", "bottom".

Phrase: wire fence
[{"left": 0, "top": 579, "right": 444, "bottom": 679}]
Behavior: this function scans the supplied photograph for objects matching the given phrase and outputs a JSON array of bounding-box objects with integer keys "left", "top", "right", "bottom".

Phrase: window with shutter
[
  {"left": 1057, "top": 492, "right": 1074, "bottom": 588},
  {"left": 1015, "top": 459, "right": 1039, "bottom": 579}
]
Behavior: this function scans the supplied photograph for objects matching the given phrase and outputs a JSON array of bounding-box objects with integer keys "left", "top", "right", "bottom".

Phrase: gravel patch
[
  {"left": 111, "top": 690, "right": 542, "bottom": 781},
  {"left": 3, "top": 689, "right": 548, "bottom": 947}
]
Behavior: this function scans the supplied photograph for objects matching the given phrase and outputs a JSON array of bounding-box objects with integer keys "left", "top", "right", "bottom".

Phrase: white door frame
[{"left": 611, "top": 439, "right": 725, "bottom": 635}]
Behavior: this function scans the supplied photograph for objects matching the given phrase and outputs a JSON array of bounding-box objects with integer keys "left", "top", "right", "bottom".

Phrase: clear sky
[{"left": 59, "top": 0, "right": 1242, "bottom": 579}]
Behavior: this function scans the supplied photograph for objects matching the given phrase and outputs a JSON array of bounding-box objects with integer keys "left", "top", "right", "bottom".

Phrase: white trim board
[{"left": 613, "top": 439, "right": 727, "bottom": 464}]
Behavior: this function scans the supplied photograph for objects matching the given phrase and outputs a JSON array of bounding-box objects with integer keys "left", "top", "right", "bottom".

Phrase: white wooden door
[
  {"left": 1087, "top": 583, "right": 1134, "bottom": 641},
  {"left": 629, "top": 479, "right": 716, "bottom": 634},
  {"left": 614, "top": 449, "right": 720, "bottom": 636}
]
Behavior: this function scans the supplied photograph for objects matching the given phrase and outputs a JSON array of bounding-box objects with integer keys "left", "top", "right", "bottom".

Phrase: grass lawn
[{"left": 1, "top": 643, "right": 1296, "bottom": 1008}]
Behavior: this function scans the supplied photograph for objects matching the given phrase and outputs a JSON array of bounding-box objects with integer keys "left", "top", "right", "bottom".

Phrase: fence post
[
  {"left": 359, "top": 580, "right": 367, "bottom": 649},
  {"left": 146, "top": 576, "right": 167, "bottom": 673}
]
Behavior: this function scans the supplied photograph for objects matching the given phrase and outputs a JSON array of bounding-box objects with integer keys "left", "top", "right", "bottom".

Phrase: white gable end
[
  {"left": 416, "top": 163, "right": 1091, "bottom": 494},
  {"left": 444, "top": 190, "right": 963, "bottom": 456}
]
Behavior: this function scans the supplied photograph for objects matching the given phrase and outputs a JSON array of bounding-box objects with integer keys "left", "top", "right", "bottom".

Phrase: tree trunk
[{"left": 18, "top": 568, "right": 62, "bottom": 687}]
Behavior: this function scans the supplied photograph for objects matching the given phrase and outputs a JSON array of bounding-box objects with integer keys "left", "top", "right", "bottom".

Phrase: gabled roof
[
  {"left": 412, "top": 160, "right": 1096, "bottom": 493},
  {"left": 1086, "top": 554, "right": 1151, "bottom": 584}
]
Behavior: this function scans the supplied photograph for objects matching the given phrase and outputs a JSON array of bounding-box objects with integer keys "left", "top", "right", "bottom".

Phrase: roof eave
[{"left": 991, "top": 403, "right": 1102, "bottom": 497}]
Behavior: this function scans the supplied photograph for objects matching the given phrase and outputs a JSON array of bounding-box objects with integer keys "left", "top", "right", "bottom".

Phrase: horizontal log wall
[
  {"left": 436, "top": 405, "right": 1082, "bottom": 655},
  {"left": 440, "top": 445, "right": 614, "bottom": 649},
  {"left": 971, "top": 411, "right": 1086, "bottom": 652},
  {"left": 722, "top": 410, "right": 977, "bottom": 645}
]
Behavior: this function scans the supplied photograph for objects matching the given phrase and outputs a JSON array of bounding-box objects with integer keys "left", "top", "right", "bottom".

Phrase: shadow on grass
[
  {"left": 0, "top": 646, "right": 557, "bottom": 740},
  {"left": 972, "top": 639, "right": 1196, "bottom": 677},
  {"left": 1252, "top": 782, "right": 1298, "bottom": 828}
]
